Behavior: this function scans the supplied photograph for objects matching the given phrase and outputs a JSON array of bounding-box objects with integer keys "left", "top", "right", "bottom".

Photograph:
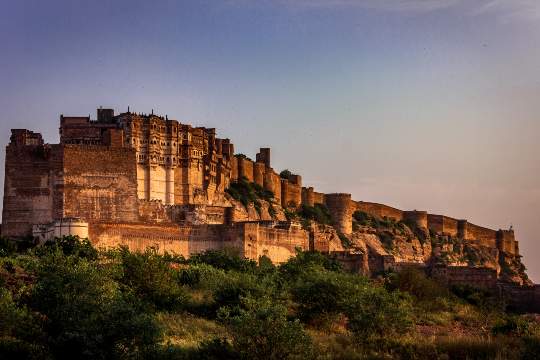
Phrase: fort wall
[
  {"left": 2, "top": 137, "right": 63, "bottom": 237},
  {"left": 431, "top": 265, "right": 498, "bottom": 290},
  {"left": 325, "top": 193, "right": 353, "bottom": 235},
  {"left": 88, "top": 221, "right": 307, "bottom": 263},
  {"left": 253, "top": 162, "right": 265, "bottom": 187},
  {"left": 237, "top": 157, "right": 254, "bottom": 183},
  {"left": 62, "top": 145, "right": 139, "bottom": 223},
  {"left": 403, "top": 210, "right": 428, "bottom": 229},
  {"left": 242, "top": 222, "right": 309, "bottom": 263},
  {"left": 354, "top": 201, "right": 404, "bottom": 221},
  {"left": 281, "top": 179, "right": 302, "bottom": 208}
]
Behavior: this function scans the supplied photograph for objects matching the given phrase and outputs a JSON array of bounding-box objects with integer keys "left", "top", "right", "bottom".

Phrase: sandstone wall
[
  {"left": 325, "top": 193, "right": 353, "bottom": 235},
  {"left": 281, "top": 179, "right": 302, "bottom": 208},
  {"left": 237, "top": 158, "right": 254, "bottom": 182},
  {"left": 253, "top": 162, "right": 265, "bottom": 187},
  {"left": 354, "top": 201, "right": 404, "bottom": 221},
  {"left": 431, "top": 265, "right": 498, "bottom": 289},
  {"left": 242, "top": 222, "right": 309, "bottom": 263},
  {"left": 465, "top": 222, "right": 497, "bottom": 247},
  {"left": 403, "top": 211, "right": 428, "bottom": 229},
  {"left": 62, "top": 145, "right": 139, "bottom": 223},
  {"left": 2, "top": 143, "right": 63, "bottom": 237},
  {"left": 89, "top": 221, "right": 307, "bottom": 263},
  {"left": 427, "top": 215, "right": 459, "bottom": 237}
]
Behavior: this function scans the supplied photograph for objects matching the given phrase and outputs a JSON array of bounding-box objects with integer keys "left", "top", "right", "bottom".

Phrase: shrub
[
  {"left": 345, "top": 285, "right": 414, "bottom": 341},
  {"left": 219, "top": 295, "right": 314, "bottom": 360},
  {"left": 492, "top": 315, "right": 538, "bottom": 337},
  {"left": 385, "top": 268, "right": 450, "bottom": 302},
  {"left": 114, "top": 247, "right": 189, "bottom": 311},
  {"left": 435, "top": 337, "right": 508, "bottom": 360},
  {"left": 0, "top": 237, "right": 17, "bottom": 257},
  {"left": 297, "top": 203, "right": 333, "bottom": 225},
  {"left": 212, "top": 271, "right": 268, "bottom": 315},
  {"left": 291, "top": 270, "right": 367, "bottom": 325},
  {"left": 38, "top": 236, "right": 98, "bottom": 260},
  {"left": 279, "top": 169, "right": 294, "bottom": 180},
  {"left": 188, "top": 249, "right": 257, "bottom": 273},
  {"left": 279, "top": 250, "right": 342, "bottom": 281},
  {"left": 30, "top": 251, "right": 161, "bottom": 359}
]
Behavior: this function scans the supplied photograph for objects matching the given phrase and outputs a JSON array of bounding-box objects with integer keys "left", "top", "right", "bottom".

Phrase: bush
[
  {"left": 212, "top": 271, "right": 269, "bottom": 316},
  {"left": 385, "top": 268, "right": 450, "bottom": 302},
  {"left": 297, "top": 204, "right": 333, "bottom": 225},
  {"left": 0, "top": 237, "right": 17, "bottom": 257},
  {"left": 225, "top": 177, "right": 273, "bottom": 213},
  {"left": 291, "top": 270, "right": 367, "bottom": 325},
  {"left": 38, "top": 236, "right": 98, "bottom": 260},
  {"left": 188, "top": 249, "right": 257, "bottom": 273},
  {"left": 113, "top": 247, "right": 189, "bottom": 311},
  {"left": 492, "top": 315, "right": 538, "bottom": 337},
  {"left": 279, "top": 250, "right": 342, "bottom": 281},
  {"left": 219, "top": 296, "right": 314, "bottom": 360},
  {"left": 30, "top": 251, "right": 161, "bottom": 359},
  {"left": 345, "top": 285, "right": 413, "bottom": 341}
]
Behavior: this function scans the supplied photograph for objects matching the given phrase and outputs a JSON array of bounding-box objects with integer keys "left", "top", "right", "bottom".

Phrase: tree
[{"left": 219, "top": 296, "right": 314, "bottom": 360}]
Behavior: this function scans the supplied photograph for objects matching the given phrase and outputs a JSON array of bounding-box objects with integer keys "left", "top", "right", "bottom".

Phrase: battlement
[{"left": 9, "top": 129, "right": 44, "bottom": 146}]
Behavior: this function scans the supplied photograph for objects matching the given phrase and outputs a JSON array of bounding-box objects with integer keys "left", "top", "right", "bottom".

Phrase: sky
[{"left": 0, "top": 0, "right": 539, "bottom": 280}]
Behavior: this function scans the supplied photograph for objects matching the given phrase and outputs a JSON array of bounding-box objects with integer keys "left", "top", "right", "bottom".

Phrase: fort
[{"left": 1, "top": 107, "right": 531, "bottom": 294}]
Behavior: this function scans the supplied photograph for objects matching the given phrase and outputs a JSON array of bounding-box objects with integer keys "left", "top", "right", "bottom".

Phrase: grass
[{"left": 157, "top": 312, "right": 227, "bottom": 348}]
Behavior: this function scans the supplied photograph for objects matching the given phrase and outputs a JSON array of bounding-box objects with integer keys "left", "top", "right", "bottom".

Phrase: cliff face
[{"left": 347, "top": 212, "right": 530, "bottom": 286}]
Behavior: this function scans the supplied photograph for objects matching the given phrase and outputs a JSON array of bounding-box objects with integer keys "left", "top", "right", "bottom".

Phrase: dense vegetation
[
  {"left": 225, "top": 176, "right": 274, "bottom": 215},
  {"left": 1, "top": 236, "right": 540, "bottom": 359}
]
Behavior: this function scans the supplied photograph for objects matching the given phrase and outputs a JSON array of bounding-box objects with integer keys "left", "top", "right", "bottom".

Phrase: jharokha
[{"left": 2, "top": 107, "right": 535, "bottom": 305}]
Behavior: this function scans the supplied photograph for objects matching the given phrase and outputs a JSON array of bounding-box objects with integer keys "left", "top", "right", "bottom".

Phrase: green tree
[
  {"left": 219, "top": 296, "right": 314, "bottom": 360},
  {"left": 30, "top": 250, "right": 161, "bottom": 359}
]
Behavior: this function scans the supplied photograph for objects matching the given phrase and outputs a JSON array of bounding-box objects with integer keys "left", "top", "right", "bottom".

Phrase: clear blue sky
[{"left": 1, "top": 0, "right": 539, "bottom": 280}]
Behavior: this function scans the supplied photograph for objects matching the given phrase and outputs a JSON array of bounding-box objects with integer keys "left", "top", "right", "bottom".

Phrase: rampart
[
  {"left": 354, "top": 201, "right": 404, "bottom": 221},
  {"left": 88, "top": 221, "right": 308, "bottom": 263},
  {"left": 430, "top": 265, "right": 498, "bottom": 290},
  {"left": 325, "top": 193, "right": 353, "bottom": 235},
  {"left": 62, "top": 145, "right": 139, "bottom": 223}
]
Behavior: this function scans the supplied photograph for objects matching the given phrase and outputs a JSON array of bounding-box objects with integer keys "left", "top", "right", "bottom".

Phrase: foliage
[
  {"left": 297, "top": 203, "right": 333, "bottom": 225},
  {"left": 219, "top": 295, "right": 314, "bottom": 360},
  {"left": 385, "top": 268, "right": 450, "bottom": 302},
  {"left": 109, "top": 247, "right": 190, "bottom": 312},
  {"left": 39, "top": 235, "right": 98, "bottom": 260},
  {"left": 0, "top": 236, "right": 537, "bottom": 359},
  {"left": 279, "top": 250, "right": 342, "bottom": 281},
  {"left": 291, "top": 270, "right": 367, "bottom": 325},
  {"left": 279, "top": 169, "right": 294, "bottom": 180},
  {"left": 226, "top": 177, "right": 273, "bottom": 214},
  {"left": 188, "top": 249, "right": 257, "bottom": 273},
  {"left": 29, "top": 249, "right": 161, "bottom": 359},
  {"left": 345, "top": 285, "right": 414, "bottom": 341}
]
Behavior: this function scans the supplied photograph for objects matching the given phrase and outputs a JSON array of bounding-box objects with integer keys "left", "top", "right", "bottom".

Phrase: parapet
[
  {"left": 10, "top": 129, "right": 44, "bottom": 146},
  {"left": 97, "top": 107, "right": 115, "bottom": 123},
  {"left": 256, "top": 148, "right": 271, "bottom": 168}
]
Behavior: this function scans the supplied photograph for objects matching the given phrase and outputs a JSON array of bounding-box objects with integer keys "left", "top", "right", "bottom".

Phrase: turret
[{"left": 325, "top": 193, "right": 353, "bottom": 235}]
